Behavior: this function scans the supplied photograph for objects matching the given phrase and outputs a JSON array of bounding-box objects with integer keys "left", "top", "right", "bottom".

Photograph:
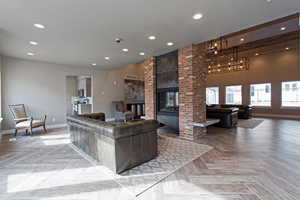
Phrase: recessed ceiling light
[
  {"left": 139, "top": 52, "right": 145, "bottom": 56},
  {"left": 115, "top": 38, "right": 123, "bottom": 43},
  {"left": 122, "top": 48, "right": 129, "bottom": 52},
  {"left": 91, "top": 63, "right": 97, "bottom": 66},
  {"left": 285, "top": 47, "right": 290, "bottom": 50},
  {"left": 255, "top": 53, "right": 260, "bottom": 56},
  {"left": 240, "top": 38, "right": 245, "bottom": 42},
  {"left": 27, "top": 52, "right": 35, "bottom": 56},
  {"left": 281, "top": 27, "right": 286, "bottom": 31},
  {"left": 29, "top": 41, "right": 38, "bottom": 45},
  {"left": 104, "top": 57, "right": 110, "bottom": 60},
  {"left": 167, "top": 42, "right": 174, "bottom": 46},
  {"left": 193, "top": 13, "right": 203, "bottom": 20},
  {"left": 148, "top": 36, "right": 156, "bottom": 40},
  {"left": 266, "top": 0, "right": 272, "bottom": 2},
  {"left": 34, "top": 23, "right": 45, "bottom": 29}
]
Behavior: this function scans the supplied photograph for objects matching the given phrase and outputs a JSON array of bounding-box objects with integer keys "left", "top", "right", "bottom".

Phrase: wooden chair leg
[
  {"left": 43, "top": 124, "right": 47, "bottom": 133},
  {"left": 30, "top": 127, "right": 33, "bottom": 136},
  {"left": 25, "top": 129, "right": 28, "bottom": 135},
  {"left": 14, "top": 129, "right": 18, "bottom": 137}
]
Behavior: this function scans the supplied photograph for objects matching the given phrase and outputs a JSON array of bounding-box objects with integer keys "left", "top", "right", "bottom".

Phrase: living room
[{"left": 0, "top": 1, "right": 300, "bottom": 200}]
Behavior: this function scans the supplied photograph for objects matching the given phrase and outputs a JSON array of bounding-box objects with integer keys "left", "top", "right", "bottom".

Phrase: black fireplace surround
[{"left": 156, "top": 51, "right": 179, "bottom": 132}]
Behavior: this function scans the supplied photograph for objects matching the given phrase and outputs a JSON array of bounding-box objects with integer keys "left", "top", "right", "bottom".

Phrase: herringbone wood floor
[
  {"left": 137, "top": 118, "right": 300, "bottom": 200},
  {"left": 1, "top": 118, "right": 299, "bottom": 200}
]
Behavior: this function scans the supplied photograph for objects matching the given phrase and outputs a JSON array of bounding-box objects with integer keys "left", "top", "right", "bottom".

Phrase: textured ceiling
[{"left": 0, "top": 0, "right": 299, "bottom": 69}]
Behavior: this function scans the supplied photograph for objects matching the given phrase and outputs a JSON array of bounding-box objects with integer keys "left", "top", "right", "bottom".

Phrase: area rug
[
  {"left": 237, "top": 119, "right": 264, "bottom": 129},
  {"left": 72, "top": 135, "right": 213, "bottom": 196}
]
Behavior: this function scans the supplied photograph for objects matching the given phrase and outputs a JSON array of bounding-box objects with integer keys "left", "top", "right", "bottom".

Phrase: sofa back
[
  {"left": 67, "top": 114, "right": 160, "bottom": 173},
  {"left": 220, "top": 104, "right": 252, "bottom": 109},
  {"left": 77, "top": 112, "right": 106, "bottom": 121},
  {"left": 67, "top": 114, "right": 159, "bottom": 140}
]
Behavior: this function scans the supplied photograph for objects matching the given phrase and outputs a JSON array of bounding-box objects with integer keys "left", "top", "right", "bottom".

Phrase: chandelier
[
  {"left": 206, "top": 38, "right": 250, "bottom": 74},
  {"left": 206, "top": 37, "right": 228, "bottom": 55}
]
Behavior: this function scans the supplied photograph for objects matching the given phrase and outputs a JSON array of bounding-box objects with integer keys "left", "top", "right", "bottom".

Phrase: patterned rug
[
  {"left": 72, "top": 135, "right": 213, "bottom": 196},
  {"left": 237, "top": 119, "right": 264, "bottom": 129}
]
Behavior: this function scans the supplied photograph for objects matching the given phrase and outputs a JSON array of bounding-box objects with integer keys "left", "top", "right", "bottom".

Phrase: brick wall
[
  {"left": 143, "top": 57, "right": 156, "bottom": 120},
  {"left": 178, "top": 43, "right": 207, "bottom": 140}
]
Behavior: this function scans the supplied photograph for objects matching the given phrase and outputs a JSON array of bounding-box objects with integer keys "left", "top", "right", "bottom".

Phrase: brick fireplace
[
  {"left": 178, "top": 43, "right": 207, "bottom": 140},
  {"left": 143, "top": 43, "right": 207, "bottom": 140},
  {"left": 143, "top": 57, "right": 156, "bottom": 120}
]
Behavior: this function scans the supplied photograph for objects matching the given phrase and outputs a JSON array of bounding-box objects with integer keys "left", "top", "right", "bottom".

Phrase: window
[
  {"left": 250, "top": 83, "right": 271, "bottom": 106},
  {"left": 206, "top": 87, "right": 219, "bottom": 105},
  {"left": 226, "top": 85, "right": 242, "bottom": 104},
  {"left": 282, "top": 81, "right": 300, "bottom": 107}
]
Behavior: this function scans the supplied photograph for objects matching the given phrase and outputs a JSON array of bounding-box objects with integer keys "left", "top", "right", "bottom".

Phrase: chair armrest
[{"left": 14, "top": 117, "right": 32, "bottom": 124}]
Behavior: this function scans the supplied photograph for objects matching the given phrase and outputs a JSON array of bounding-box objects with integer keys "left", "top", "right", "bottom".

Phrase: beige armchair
[{"left": 9, "top": 104, "right": 47, "bottom": 137}]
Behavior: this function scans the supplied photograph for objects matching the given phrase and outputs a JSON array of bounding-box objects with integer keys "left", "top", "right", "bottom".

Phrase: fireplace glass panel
[{"left": 158, "top": 90, "right": 179, "bottom": 113}]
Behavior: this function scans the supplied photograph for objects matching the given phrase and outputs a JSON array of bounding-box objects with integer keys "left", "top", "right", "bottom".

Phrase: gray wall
[{"left": 0, "top": 56, "right": 144, "bottom": 130}]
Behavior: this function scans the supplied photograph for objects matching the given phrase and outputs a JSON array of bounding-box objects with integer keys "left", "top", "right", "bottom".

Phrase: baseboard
[
  {"left": 0, "top": 123, "right": 67, "bottom": 136},
  {"left": 253, "top": 113, "right": 300, "bottom": 120},
  {"left": 47, "top": 123, "right": 67, "bottom": 129}
]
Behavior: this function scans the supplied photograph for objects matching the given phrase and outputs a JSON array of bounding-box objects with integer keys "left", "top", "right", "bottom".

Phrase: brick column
[
  {"left": 178, "top": 44, "right": 207, "bottom": 140},
  {"left": 143, "top": 57, "right": 156, "bottom": 120}
]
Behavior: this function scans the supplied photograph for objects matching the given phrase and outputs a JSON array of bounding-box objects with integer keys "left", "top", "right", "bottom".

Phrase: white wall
[
  {"left": 1, "top": 57, "right": 92, "bottom": 130},
  {"left": 92, "top": 62, "right": 144, "bottom": 117},
  {"left": 0, "top": 56, "right": 2, "bottom": 119},
  {"left": 1, "top": 56, "right": 144, "bottom": 130},
  {"left": 65, "top": 76, "right": 78, "bottom": 115}
]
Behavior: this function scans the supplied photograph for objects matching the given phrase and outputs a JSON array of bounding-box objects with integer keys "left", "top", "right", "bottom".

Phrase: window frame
[
  {"left": 225, "top": 85, "right": 243, "bottom": 105},
  {"left": 206, "top": 86, "right": 220, "bottom": 105},
  {"left": 249, "top": 83, "right": 272, "bottom": 107},
  {"left": 281, "top": 80, "right": 300, "bottom": 108}
]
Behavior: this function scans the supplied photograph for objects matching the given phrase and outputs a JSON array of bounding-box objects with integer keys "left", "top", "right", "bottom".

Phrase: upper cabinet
[{"left": 77, "top": 76, "right": 92, "bottom": 97}]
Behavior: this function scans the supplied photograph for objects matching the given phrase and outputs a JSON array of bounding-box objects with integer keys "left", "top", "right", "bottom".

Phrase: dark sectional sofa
[
  {"left": 207, "top": 106, "right": 239, "bottom": 128},
  {"left": 206, "top": 104, "right": 253, "bottom": 128},
  {"left": 217, "top": 104, "right": 253, "bottom": 119},
  {"left": 67, "top": 113, "right": 159, "bottom": 174}
]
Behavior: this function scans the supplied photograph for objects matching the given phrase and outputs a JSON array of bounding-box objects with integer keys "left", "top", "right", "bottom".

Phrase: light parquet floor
[{"left": 0, "top": 118, "right": 300, "bottom": 200}]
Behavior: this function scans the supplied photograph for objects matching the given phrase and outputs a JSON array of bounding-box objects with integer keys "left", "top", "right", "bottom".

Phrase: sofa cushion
[{"left": 16, "top": 120, "right": 44, "bottom": 129}]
